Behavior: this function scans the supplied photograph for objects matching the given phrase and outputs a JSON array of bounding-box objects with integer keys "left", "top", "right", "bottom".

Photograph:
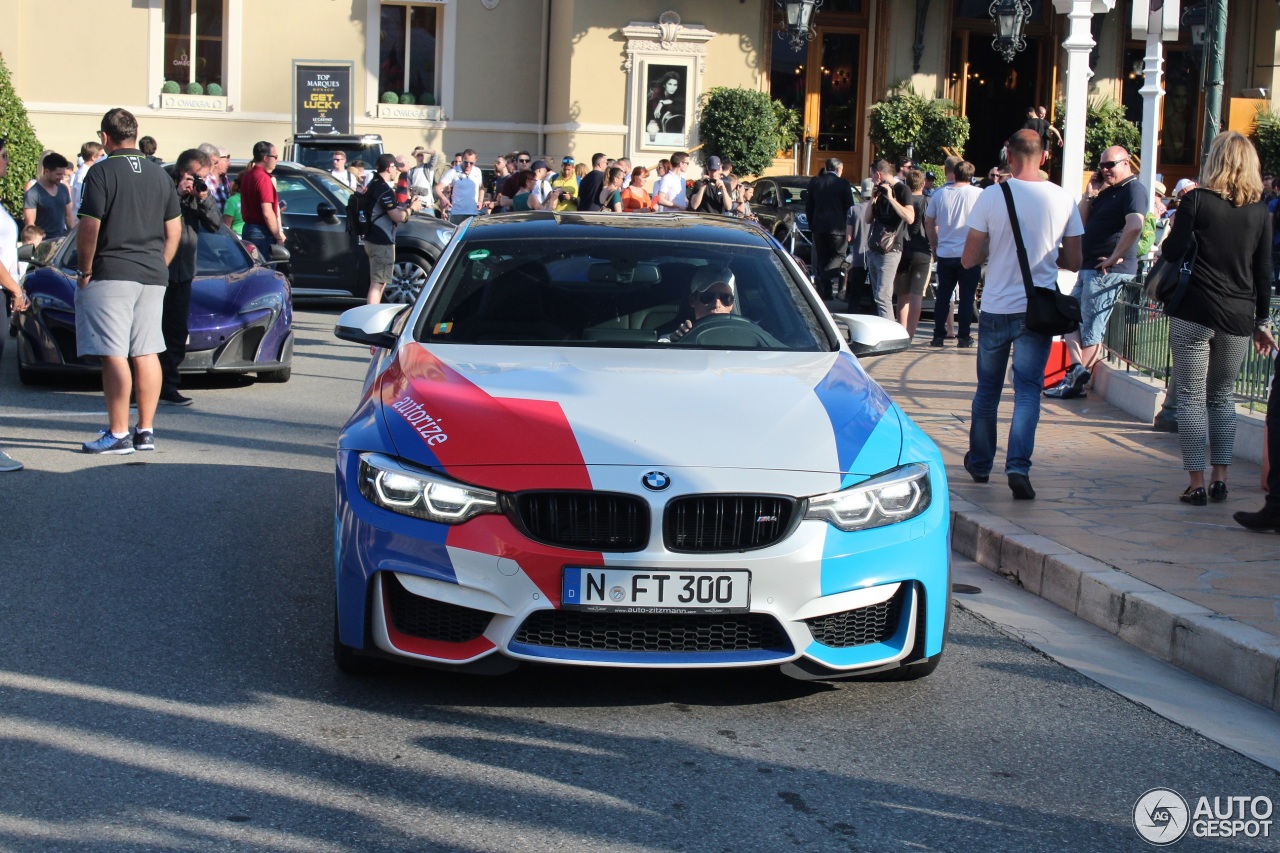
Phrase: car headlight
[
  {"left": 804, "top": 463, "right": 931, "bottom": 532},
  {"left": 358, "top": 453, "right": 500, "bottom": 524},
  {"left": 239, "top": 292, "right": 284, "bottom": 314}
]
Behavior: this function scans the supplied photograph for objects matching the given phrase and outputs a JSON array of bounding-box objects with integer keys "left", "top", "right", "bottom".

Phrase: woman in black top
[{"left": 1160, "top": 131, "right": 1277, "bottom": 505}]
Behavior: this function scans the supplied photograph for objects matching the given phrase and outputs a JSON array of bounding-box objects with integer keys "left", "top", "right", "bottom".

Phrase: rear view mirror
[{"left": 587, "top": 262, "right": 661, "bottom": 284}]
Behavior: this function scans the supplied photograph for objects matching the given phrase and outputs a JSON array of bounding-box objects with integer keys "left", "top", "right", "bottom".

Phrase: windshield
[
  {"left": 417, "top": 236, "right": 833, "bottom": 351},
  {"left": 196, "top": 228, "right": 254, "bottom": 277},
  {"left": 294, "top": 144, "right": 382, "bottom": 172}
]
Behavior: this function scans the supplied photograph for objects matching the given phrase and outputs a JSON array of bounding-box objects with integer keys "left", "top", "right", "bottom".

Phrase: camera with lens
[{"left": 191, "top": 176, "right": 208, "bottom": 194}]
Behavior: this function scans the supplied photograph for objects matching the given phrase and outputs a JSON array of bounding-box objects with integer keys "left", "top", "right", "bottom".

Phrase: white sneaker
[{"left": 0, "top": 449, "right": 23, "bottom": 472}]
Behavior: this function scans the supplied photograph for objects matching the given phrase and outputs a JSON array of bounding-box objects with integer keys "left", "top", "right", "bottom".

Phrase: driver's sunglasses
[
  {"left": 517, "top": 158, "right": 531, "bottom": 164},
  {"left": 698, "top": 291, "right": 734, "bottom": 306},
  {"left": 1098, "top": 158, "right": 1128, "bottom": 169}
]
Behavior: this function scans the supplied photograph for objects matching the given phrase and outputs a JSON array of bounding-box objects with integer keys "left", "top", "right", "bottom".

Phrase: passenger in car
[{"left": 661, "top": 266, "right": 736, "bottom": 342}]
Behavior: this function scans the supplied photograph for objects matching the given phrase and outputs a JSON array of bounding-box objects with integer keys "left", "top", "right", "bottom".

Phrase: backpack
[{"left": 346, "top": 178, "right": 387, "bottom": 241}]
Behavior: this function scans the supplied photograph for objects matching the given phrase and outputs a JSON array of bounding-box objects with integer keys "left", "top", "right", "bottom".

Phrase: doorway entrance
[
  {"left": 949, "top": 31, "right": 1044, "bottom": 173},
  {"left": 769, "top": 20, "right": 868, "bottom": 175}
]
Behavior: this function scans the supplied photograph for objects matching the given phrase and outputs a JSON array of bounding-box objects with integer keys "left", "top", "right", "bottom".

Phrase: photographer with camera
[
  {"left": 160, "top": 148, "right": 222, "bottom": 407},
  {"left": 862, "top": 159, "right": 916, "bottom": 319},
  {"left": 689, "top": 156, "right": 732, "bottom": 215}
]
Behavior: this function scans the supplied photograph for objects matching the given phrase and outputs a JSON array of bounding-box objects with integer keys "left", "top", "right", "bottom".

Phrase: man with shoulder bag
[{"left": 961, "top": 129, "right": 1084, "bottom": 499}]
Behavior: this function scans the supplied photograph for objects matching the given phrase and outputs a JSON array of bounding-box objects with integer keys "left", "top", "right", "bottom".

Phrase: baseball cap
[
  {"left": 690, "top": 265, "right": 735, "bottom": 296},
  {"left": 531, "top": 159, "right": 549, "bottom": 171},
  {"left": 1173, "top": 178, "right": 1197, "bottom": 196},
  {"left": 706, "top": 155, "right": 723, "bottom": 171}
]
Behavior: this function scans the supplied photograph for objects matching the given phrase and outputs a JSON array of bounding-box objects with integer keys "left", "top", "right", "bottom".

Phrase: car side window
[
  {"left": 760, "top": 185, "right": 777, "bottom": 207},
  {"left": 275, "top": 177, "right": 327, "bottom": 216}
]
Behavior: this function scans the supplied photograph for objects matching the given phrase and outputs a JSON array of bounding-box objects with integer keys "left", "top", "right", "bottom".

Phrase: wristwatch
[{"left": 78, "top": 270, "right": 93, "bottom": 278}]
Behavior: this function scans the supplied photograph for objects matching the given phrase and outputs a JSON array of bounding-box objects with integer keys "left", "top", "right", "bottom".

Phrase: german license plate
[{"left": 562, "top": 568, "right": 750, "bottom": 613}]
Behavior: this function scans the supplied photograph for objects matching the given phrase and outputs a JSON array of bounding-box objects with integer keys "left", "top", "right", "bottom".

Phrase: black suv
[
  {"left": 285, "top": 133, "right": 385, "bottom": 172},
  {"left": 228, "top": 161, "right": 454, "bottom": 303}
]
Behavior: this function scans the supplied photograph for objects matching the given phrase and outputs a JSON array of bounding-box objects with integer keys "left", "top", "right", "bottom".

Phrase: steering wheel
[{"left": 678, "top": 314, "right": 779, "bottom": 347}]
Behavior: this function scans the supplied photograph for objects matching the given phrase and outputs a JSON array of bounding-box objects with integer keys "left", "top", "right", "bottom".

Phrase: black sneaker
[
  {"left": 962, "top": 452, "right": 989, "bottom": 484},
  {"left": 133, "top": 428, "right": 155, "bottom": 452},
  {"left": 1234, "top": 506, "right": 1280, "bottom": 532},
  {"left": 957, "top": 337, "right": 974, "bottom": 348},
  {"left": 82, "top": 429, "right": 135, "bottom": 455},
  {"left": 1008, "top": 473, "right": 1036, "bottom": 500},
  {"left": 160, "top": 390, "right": 193, "bottom": 407},
  {"left": 929, "top": 338, "right": 945, "bottom": 347}
]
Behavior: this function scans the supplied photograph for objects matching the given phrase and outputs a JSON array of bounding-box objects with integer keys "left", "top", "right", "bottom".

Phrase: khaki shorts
[
  {"left": 893, "top": 251, "right": 932, "bottom": 298},
  {"left": 74, "top": 279, "right": 166, "bottom": 358},
  {"left": 365, "top": 242, "right": 396, "bottom": 284}
]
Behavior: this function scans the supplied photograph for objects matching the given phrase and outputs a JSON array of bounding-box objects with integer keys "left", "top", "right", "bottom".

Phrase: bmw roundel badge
[{"left": 642, "top": 471, "right": 671, "bottom": 491}]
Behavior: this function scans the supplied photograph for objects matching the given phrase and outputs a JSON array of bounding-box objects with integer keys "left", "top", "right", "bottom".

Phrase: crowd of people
[{"left": 4, "top": 110, "right": 1280, "bottom": 532}]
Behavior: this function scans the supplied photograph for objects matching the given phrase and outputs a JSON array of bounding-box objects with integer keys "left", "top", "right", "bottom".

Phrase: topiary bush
[
  {"left": 399, "top": 92, "right": 415, "bottom": 105},
  {"left": 1053, "top": 97, "right": 1141, "bottom": 168},
  {"left": 205, "top": 82, "right": 224, "bottom": 97},
  {"left": 869, "top": 82, "right": 969, "bottom": 165},
  {"left": 381, "top": 91, "right": 399, "bottom": 104},
  {"left": 1252, "top": 109, "right": 1280, "bottom": 177},
  {"left": 421, "top": 93, "right": 436, "bottom": 106},
  {"left": 0, "top": 53, "right": 42, "bottom": 221},
  {"left": 697, "top": 87, "right": 778, "bottom": 177},
  {"left": 185, "top": 81, "right": 204, "bottom": 95},
  {"left": 772, "top": 100, "right": 803, "bottom": 155},
  {"left": 161, "top": 80, "right": 181, "bottom": 95}
]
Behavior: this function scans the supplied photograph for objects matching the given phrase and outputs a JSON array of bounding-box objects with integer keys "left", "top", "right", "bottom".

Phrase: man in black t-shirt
[
  {"left": 1046, "top": 145, "right": 1148, "bottom": 399},
  {"left": 861, "top": 158, "right": 916, "bottom": 319},
  {"left": 76, "top": 108, "right": 181, "bottom": 454}
]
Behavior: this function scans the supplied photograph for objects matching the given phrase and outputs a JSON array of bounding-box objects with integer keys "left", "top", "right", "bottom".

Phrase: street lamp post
[
  {"left": 1131, "top": 1, "right": 1180, "bottom": 219},
  {"left": 1053, "top": 0, "right": 1116, "bottom": 199}
]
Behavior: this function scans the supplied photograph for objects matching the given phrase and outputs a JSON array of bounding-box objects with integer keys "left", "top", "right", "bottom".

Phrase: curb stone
[{"left": 950, "top": 505, "right": 1280, "bottom": 713}]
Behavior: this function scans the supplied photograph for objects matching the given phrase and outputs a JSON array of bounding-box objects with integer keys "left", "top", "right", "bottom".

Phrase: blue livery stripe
[{"left": 814, "top": 353, "right": 893, "bottom": 474}]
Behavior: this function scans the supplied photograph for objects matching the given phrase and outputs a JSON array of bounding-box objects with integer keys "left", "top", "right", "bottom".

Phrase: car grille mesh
[
  {"left": 514, "top": 492, "right": 648, "bottom": 551},
  {"left": 805, "top": 587, "right": 906, "bottom": 648},
  {"left": 513, "top": 610, "right": 791, "bottom": 653},
  {"left": 664, "top": 495, "right": 796, "bottom": 552},
  {"left": 385, "top": 574, "right": 493, "bottom": 643}
]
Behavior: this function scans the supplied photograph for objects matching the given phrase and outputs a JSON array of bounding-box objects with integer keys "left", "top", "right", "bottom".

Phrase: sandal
[
  {"left": 1208, "top": 481, "right": 1228, "bottom": 502},
  {"left": 1180, "top": 486, "right": 1207, "bottom": 506}
]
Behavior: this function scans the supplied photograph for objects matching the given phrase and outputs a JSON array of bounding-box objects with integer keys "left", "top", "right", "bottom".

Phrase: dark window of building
[
  {"left": 164, "top": 0, "right": 224, "bottom": 90},
  {"left": 379, "top": 3, "right": 439, "bottom": 105}
]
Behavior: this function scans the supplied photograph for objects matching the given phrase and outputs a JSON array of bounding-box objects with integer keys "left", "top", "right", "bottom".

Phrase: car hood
[
  {"left": 189, "top": 269, "right": 258, "bottom": 317},
  {"left": 375, "top": 343, "right": 901, "bottom": 490}
]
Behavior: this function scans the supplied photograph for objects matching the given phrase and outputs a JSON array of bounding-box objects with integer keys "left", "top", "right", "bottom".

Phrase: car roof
[
  {"left": 462, "top": 212, "right": 773, "bottom": 246},
  {"left": 763, "top": 176, "right": 813, "bottom": 188},
  {"left": 224, "top": 160, "right": 336, "bottom": 179}
]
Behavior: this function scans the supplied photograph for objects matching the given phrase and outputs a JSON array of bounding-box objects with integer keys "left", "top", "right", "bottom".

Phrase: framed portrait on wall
[
  {"left": 643, "top": 63, "right": 689, "bottom": 148},
  {"left": 623, "top": 13, "right": 713, "bottom": 159}
]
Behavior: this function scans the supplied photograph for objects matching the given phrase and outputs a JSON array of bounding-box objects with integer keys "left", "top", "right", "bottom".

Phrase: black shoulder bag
[
  {"left": 1142, "top": 194, "right": 1197, "bottom": 313},
  {"left": 1001, "top": 181, "right": 1081, "bottom": 336}
]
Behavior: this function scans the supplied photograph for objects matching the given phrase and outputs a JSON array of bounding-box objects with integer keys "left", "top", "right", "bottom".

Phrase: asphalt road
[{"left": 0, "top": 305, "right": 1276, "bottom": 853}]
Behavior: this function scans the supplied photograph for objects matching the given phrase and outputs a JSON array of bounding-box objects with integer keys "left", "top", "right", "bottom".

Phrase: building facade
[{"left": 2, "top": 0, "right": 1277, "bottom": 184}]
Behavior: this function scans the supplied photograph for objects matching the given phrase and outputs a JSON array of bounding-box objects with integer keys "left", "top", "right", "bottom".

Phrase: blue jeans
[
  {"left": 932, "top": 256, "right": 980, "bottom": 341},
  {"left": 242, "top": 223, "right": 273, "bottom": 261},
  {"left": 1070, "top": 268, "right": 1128, "bottom": 347},
  {"left": 968, "top": 312, "right": 1052, "bottom": 477}
]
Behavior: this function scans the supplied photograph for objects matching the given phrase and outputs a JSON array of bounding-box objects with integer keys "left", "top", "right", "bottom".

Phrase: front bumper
[{"left": 334, "top": 452, "right": 950, "bottom": 678}]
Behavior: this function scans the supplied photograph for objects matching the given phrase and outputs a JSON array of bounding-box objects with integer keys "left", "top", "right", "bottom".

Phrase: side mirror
[
  {"left": 334, "top": 303, "right": 409, "bottom": 349},
  {"left": 16, "top": 244, "right": 33, "bottom": 263},
  {"left": 831, "top": 313, "right": 911, "bottom": 357},
  {"left": 266, "top": 244, "right": 291, "bottom": 265},
  {"left": 317, "top": 202, "right": 338, "bottom": 221}
]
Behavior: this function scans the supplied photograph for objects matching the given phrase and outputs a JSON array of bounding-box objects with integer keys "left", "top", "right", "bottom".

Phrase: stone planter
[{"left": 160, "top": 93, "right": 228, "bottom": 112}]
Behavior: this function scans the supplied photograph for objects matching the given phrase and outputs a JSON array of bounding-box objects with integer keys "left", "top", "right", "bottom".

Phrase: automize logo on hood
[
  {"left": 642, "top": 471, "right": 670, "bottom": 491},
  {"left": 390, "top": 395, "right": 448, "bottom": 447}
]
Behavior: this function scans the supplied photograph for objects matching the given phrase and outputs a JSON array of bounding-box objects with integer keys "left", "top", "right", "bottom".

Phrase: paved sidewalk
[{"left": 862, "top": 339, "right": 1280, "bottom": 712}]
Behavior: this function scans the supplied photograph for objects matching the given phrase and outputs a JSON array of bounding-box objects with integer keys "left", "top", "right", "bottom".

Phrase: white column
[
  {"left": 1138, "top": 34, "right": 1164, "bottom": 215},
  {"left": 1054, "top": 0, "right": 1115, "bottom": 200}
]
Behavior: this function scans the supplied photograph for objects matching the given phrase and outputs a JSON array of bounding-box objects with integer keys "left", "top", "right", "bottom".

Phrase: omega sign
[{"left": 294, "top": 63, "right": 351, "bottom": 135}]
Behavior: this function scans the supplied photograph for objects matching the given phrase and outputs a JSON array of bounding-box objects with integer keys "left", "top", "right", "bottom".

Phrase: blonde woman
[{"left": 1160, "top": 131, "right": 1276, "bottom": 505}]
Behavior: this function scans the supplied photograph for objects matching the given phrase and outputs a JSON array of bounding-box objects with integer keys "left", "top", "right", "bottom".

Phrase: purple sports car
[{"left": 12, "top": 225, "right": 293, "bottom": 384}]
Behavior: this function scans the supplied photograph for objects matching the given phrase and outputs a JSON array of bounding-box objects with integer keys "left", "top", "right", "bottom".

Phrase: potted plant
[{"left": 697, "top": 87, "right": 779, "bottom": 177}]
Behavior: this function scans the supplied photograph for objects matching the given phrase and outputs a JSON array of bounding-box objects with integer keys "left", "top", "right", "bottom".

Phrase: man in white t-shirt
[
  {"left": 72, "top": 141, "right": 105, "bottom": 212},
  {"left": 960, "top": 129, "right": 1083, "bottom": 500},
  {"left": 925, "top": 157, "right": 983, "bottom": 347},
  {"left": 652, "top": 151, "right": 690, "bottom": 212},
  {"left": 407, "top": 146, "right": 438, "bottom": 211}
]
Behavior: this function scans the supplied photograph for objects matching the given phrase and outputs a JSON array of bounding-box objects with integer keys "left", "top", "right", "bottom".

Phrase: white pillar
[
  {"left": 1132, "top": 1, "right": 1180, "bottom": 215},
  {"left": 1054, "top": 0, "right": 1115, "bottom": 200},
  {"left": 1138, "top": 35, "right": 1164, "bottom": 215}
]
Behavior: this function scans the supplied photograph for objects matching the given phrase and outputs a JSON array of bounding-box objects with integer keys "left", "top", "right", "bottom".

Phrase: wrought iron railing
[{"left": 1103, "top": 280, "right": 1280, "bottom": 413}]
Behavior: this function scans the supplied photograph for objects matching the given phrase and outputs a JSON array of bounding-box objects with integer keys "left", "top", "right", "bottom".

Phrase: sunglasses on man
[
  {"left": 1098, "top": 158, "right": 1128, "bottom": 169},
  {"left": 698, "top": 291, "right": 734, "bottom": 306}
]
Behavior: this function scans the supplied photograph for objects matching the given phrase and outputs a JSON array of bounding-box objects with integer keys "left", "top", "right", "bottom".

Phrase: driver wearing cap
[{"left": 662, "top": 266, "right": 736, "bottom": 342}]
